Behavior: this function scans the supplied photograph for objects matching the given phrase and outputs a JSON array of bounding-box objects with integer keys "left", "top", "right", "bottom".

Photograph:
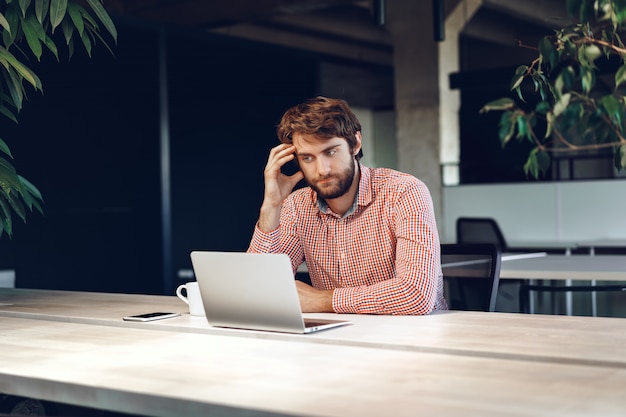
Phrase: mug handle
[{"left": 176, "top": 284, "right": 189, "bottom": 304}]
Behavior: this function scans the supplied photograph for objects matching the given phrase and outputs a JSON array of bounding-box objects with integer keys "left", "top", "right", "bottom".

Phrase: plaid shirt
[{"left": 248, "top": 166, "right": 447, "bottom": 315}]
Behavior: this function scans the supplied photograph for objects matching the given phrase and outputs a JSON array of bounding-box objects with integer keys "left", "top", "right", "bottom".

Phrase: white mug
[{"left": 176, "top": 281, "right": 206, "bottom": 316}]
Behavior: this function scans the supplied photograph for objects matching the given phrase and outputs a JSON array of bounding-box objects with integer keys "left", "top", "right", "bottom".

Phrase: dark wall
[
  {"left": 0, "top": 24, "right": 162, "bottom": 293},
  {"left": 167, "top": 32, "right": 316, "bottom": 292},
  {"left": 455, "top": 35, "right": 541, "bottom": 184},
  {"left": 0, "top": 20, "right": 316, "bottom": 294}
]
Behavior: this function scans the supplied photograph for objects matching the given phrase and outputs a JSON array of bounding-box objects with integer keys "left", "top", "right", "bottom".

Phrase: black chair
[
  {"left": 441, "top": 243, "right": 502, "bottom": 312},
  {"left": 456, "top": 217, "right": 507, "bottom": 250}
]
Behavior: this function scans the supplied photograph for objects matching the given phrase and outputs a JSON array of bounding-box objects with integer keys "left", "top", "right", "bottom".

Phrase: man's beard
[{"left": 307, "top": 160, "right": 356, "bottom": 200}]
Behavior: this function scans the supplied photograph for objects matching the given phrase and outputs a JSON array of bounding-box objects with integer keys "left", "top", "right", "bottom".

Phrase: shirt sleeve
[
  {"left": 331, "top": 180, "right": 442, "bottom": 315},
  {"left": 247, "top": 197, "right": 306, "bottom": 275}
]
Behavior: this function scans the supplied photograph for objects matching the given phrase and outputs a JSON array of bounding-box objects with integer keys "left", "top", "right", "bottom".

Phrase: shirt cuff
[
  {"left": 332, "top": 287, "right": 359, "bottom": 314},
  {"left": 248, "top": 223, "right": 282, "bottom": 253}
]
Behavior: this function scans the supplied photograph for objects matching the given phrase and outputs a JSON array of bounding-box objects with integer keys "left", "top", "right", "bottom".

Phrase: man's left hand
[{"left": 295, "top": 280, "right": 334, "bottom": 313}]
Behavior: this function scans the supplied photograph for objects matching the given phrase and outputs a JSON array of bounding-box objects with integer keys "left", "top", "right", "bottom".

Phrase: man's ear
[{"left": 354, "top": 131, "right": 363, "bottom": 156}]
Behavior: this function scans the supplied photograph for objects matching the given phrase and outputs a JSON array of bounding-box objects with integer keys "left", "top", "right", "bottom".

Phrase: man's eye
[
  {"left": 326, "top": 150, "right": 336, "bottom": 156},
  {"left": 301, "top": 156, "right": 313, "bottom": 163}
]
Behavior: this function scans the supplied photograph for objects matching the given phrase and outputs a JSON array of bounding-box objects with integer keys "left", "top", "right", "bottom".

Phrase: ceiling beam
[
  {"left": 482, "top": 0, "right": 572, "bottom": 29},
  {"left": 111, "top": 0, "right": 368, "bottom": 28},
  {"left": 210, "top": 22, "right": 392, "bottom": 66}
]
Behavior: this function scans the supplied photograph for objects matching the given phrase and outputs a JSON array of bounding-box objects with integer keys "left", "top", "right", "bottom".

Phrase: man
[{"left": 248, "top": 96, "right": 447, "bottom": 315}]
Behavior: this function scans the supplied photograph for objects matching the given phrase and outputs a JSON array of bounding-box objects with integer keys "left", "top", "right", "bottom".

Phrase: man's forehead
[{"left": 292, "top": 134, "right": 345, "bottom": 150}]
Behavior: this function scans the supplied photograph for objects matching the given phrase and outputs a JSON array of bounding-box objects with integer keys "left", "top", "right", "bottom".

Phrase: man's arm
[
  {"left": 331, "top": 180, "right": 442, "bottom": 315},
  {"left": 257, "top": 144, "right": 304, "bottom": 233},
  {"left": 295, "top": 281, "right": 334, "bottom": 312}
]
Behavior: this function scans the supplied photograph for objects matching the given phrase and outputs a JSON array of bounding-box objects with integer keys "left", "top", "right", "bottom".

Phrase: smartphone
[
  {"left": 122, "top": 312, "right": 181, "bottom": 322},
  {"left": 281, "top": 153, "right": 301, "bottom": 176}
]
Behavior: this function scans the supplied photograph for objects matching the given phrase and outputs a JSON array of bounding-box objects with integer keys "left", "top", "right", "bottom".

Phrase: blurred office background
[{"left": 0, "top": 0, "right": 623, "bottom": 300}]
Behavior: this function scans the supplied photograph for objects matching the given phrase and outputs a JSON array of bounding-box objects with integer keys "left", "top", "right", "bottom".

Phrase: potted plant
[
  {"left": 0, "top": 0, "right": 116, "bottom": 237},
  {"left": 480, "top": 0, "right": 626, "bottom": 179}
]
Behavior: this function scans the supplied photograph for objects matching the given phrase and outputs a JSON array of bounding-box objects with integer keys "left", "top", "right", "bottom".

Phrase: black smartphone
[
  {"left": 122, "top": 312, "right": 181, "bottom": 322},
  {"left": 281, "top": 153, "right": 301, "bottom": 176}
]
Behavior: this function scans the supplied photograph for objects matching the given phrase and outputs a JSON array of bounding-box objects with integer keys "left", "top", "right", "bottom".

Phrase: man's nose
[{"left": 316, "top": 158, "right": 331, "bottom": 176}]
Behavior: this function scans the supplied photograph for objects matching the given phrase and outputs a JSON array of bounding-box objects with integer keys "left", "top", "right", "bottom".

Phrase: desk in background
[{"left": 498, "top": 254, "right": 626, "bottom": 316}]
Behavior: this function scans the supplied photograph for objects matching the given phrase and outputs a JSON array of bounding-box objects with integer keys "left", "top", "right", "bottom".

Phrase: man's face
[{"left": 292, "top": 133, "right": 360, "bottom": 200}]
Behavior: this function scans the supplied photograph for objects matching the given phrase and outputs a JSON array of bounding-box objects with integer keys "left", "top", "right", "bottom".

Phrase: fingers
[
  {"left": 265, "top": 144, "right": 297, "bottom": 173},
  {"left": 289, "top": 169, "right": 304, "bottom": 186}
]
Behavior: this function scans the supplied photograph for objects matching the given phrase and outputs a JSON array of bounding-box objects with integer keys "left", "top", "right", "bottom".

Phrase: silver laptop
[{"left": 189, "top": 251, "right": 351, "bottom": 334}]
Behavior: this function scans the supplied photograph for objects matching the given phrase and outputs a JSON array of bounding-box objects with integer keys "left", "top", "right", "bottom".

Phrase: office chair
[
  {"left": 441, "top": 243, "right": 502, "bottom": 312},
  {"left": 456, "top": 217, "right": 507, "bottom": 250}
]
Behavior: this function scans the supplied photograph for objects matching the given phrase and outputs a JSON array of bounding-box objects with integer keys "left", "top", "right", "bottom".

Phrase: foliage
[
  {"left": 480, "top": 0, "right": 626, "bottom": 179},
  {"left": 0, "top": 0, "right": 116, "bottom": 237}
]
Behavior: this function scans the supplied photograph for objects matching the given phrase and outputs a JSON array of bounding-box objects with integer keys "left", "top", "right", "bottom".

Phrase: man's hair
[{"left": 276, "top": 96, "right": 363, "bottom": 160}]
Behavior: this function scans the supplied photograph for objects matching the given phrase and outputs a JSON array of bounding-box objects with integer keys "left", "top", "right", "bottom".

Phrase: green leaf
[
  {"left": 66, "top": 2, "right": 83, "bottom": 36},
  {"left": 0, "top": 198, "right": 13, "bottom": 237},
  {"left": 553, "top": 93, "right": 571, "bottom": 117},
  {"left": 18, "top": 0, "right": 32, "bottom": 18},
  {"left": 555, "top": 67, "right": 575, "bottom": 97},
  {"left": 510, "top": 73, "right": 525, "bottom": 91},
  {"left": 479, "top": 98, "right": 515, "bottom": 114},
  {"left": 19, "top": 174, "right": 43, "bottom": 201},
  {"left": 43, "top": 35, "right": 59, "bottom": 60},
  {"left": 538, "top": 37, "right": 557, "bottom": 72},
  {"left": 545, "top": 112, "right": 555, "bottom": 138},
  {"left": 615, "top": 2, "right": 626, "bottom": 26},
  {"left": 17, "top": 16, "right": 42, "bottom": 59},
  {"left": 7, "top": 193, "right": 26, "bottom": 223},
  {"left": 0, "top": 105, "right": 18, "bottom": 123},
  {"left": 599, "top": 94, "right": 622, "bottom": 125},
  {"left": 580, "top": 66, "right": 596, "bottom": 94},
  {"left": 61, "top": 18, "right": 73, "bottom": 45},
  {"left": 85, "top": 0, "right": 117, "bottom": 41},
  {"left": 535, "top": 101, "right": 551, "bottom": 114},
  {"left": 615, "top": 64, "right": 626, "bottom": 89},
  {"left": 4, "top": 67, "right": 25, "bottom": 111},
  {"left": 523, "top": 148, "right": 551, "bottom": 179},
  {"left": 49, "top": 0, "right": 68, "bottom": 32},
  {"left": 0, "top": 12, "right": 12, "bottom": 34},
  {"left": 514, "top": 65, "right": 528, "bottom": 76},
  {"left": 3, "top": 6, "right": 20, "bottom": 45},
  {"left": 498, "top": 111, "right": 517, "bottom": 147},
  {"left": 0, "top": 46, "right": 42, "bottom": 89},
  {"left": 0, "top": 160, "right": 20, "bottom": 195},
  {"left": 516, "top": 114, "right": 531, "bottom": 142},
  {"left": 79, "top": 28, "right": 93, "bottom": 56},
  {"left": 615, "top": 145, "right": 626, "bottom": 170},
  {"left": 0, "top": 138, "right": 14, "bottom": 158},
  {"left": 35, "top": 0, "right": 50, "bottom": 23}
]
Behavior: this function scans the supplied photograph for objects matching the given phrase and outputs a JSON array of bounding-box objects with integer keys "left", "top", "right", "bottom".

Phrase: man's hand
[
  {"left": 258, "top": 144, "right": 304, "bottom": 232},
  {"left": 295, "top": 280, "right": 334, "bottom": 313}
]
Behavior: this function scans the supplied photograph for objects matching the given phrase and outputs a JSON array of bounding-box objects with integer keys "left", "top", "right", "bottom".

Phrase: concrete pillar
[
  {"left": 386, "top": 0, "right": 443, "bottom": 229},
  {"left": 386, "top": 0, "right": 481, "bottom": 239}
]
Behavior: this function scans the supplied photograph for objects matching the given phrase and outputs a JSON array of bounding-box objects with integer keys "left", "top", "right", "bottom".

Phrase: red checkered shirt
[{"left": 248, "top": 166, "right": 447, "bottom": 315}]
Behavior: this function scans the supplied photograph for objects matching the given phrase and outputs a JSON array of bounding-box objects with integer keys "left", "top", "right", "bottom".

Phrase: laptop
[{"left": 189, "top": 251, "right": 351, "bottom": 334}]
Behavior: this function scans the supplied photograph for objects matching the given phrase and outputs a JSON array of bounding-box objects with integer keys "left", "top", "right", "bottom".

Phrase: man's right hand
[{"left": 257, "top": 144, "right": 304, "bottom": 232}]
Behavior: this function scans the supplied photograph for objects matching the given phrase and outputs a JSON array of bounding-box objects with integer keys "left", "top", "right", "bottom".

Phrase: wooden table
[
  {"left": 1, "top": 289, "right": 625, "bottom": 367},
  {"left": 1, "top": 314, "right": 626, "bottom": 417}
]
